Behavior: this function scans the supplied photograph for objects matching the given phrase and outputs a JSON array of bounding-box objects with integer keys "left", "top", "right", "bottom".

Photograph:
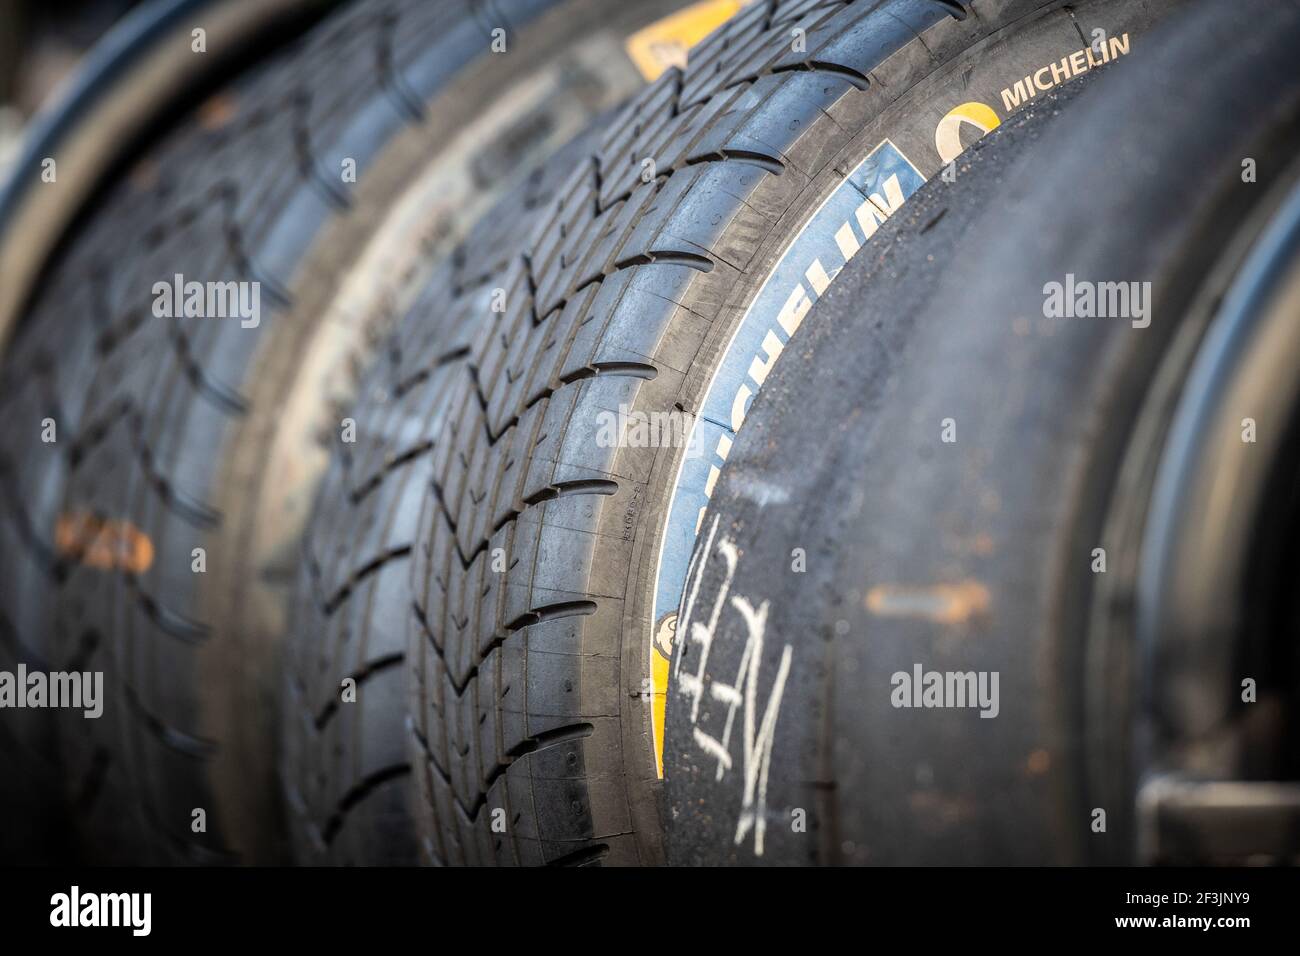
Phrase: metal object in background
[{"left": 1137, "top": 172, "right": 1300, "bottom": 866}]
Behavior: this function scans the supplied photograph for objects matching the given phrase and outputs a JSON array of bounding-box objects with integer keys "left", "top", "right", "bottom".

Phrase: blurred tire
[{"left": 0, "top": 0, "right": 685, "bottom": 864}]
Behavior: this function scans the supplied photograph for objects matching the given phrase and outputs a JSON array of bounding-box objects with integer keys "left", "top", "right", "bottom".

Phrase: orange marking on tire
[
  {"left": 864, "top": 581, "right": 990, "bottom": 624},
  {"left": 197, "top": 93, "right": 238, "bottom": 131},
  {"left": 55, "top": 513, "right": 155, "bottom": 573}
]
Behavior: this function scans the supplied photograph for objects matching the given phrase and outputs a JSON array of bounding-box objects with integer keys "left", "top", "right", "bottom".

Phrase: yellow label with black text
[{"left": 625, "top": 0, "right": 747, "bottom": 81}]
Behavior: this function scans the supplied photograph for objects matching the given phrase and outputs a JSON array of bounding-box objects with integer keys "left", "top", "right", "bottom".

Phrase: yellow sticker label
[
  {"left": 625, "top": 0, "right": 748, "bottom": 82},
  {"left": 651, "top": 612, "right": 677, "bottom": 777}
]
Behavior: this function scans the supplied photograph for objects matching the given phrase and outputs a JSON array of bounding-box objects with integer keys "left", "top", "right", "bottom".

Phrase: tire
[
  {"left": 0, "top": 0, "right": 685, "bottom": 865},
  {"left": 662, "top": 0, "right": 1300, "bottom": 865},
  {"left": 305, "top": 0, "right": 1186, "bottom": 865},
  {"left": 283, "top": 121, "right": 614, "bottom": 864},
  {"left": 0, "top": 0, "right": 348, "bottom": 872}
]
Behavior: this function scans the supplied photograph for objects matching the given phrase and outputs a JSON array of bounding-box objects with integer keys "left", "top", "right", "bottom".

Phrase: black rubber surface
[
  {"left": 283, "top": 123, "right": 613, "bottom": 865},
  {"left": 662, "top": 0, "right": 1300, "bottom": 865},
  {"left": 305, "top": 0, "right": 1184, "bottom": 865}
]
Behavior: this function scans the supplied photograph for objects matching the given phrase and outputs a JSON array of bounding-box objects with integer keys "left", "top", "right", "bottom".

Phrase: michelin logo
[
  {"left": 649, "top": 140, "right": 926, "bottom": 776},
  {"left": 935, "top": 34, "right": 1135, "bottom": 165},
  {"left": 690, "top": 139, "right": 927, "bottom": 525},
  {"left": 1001, "top": 33, "right": 1132, "bottom": 111}
]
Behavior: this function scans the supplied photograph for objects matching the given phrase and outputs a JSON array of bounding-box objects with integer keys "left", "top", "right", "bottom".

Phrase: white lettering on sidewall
[
  {"left": 650, "top": 141, "right": 923, "bottom": 780},
  {"left": 674, "top": 515, "right": 794, "bottom": 857},
  {"left": 1000, "top": 33, "right": 1132, "bottom": 110},
  {"left": 696, "top": 171, "right": 910, "bottom": 532}
]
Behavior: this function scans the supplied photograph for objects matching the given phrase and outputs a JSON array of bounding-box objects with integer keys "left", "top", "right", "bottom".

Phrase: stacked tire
[
  {"left": 0, "top": 0, "right": 704, "bottom": 864},
  {"left": 283, "top": 0, "right": 1191, "bottom": 865},
  {"left": 0, "top": 0, "right": 1295, "bottom": 868}
]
